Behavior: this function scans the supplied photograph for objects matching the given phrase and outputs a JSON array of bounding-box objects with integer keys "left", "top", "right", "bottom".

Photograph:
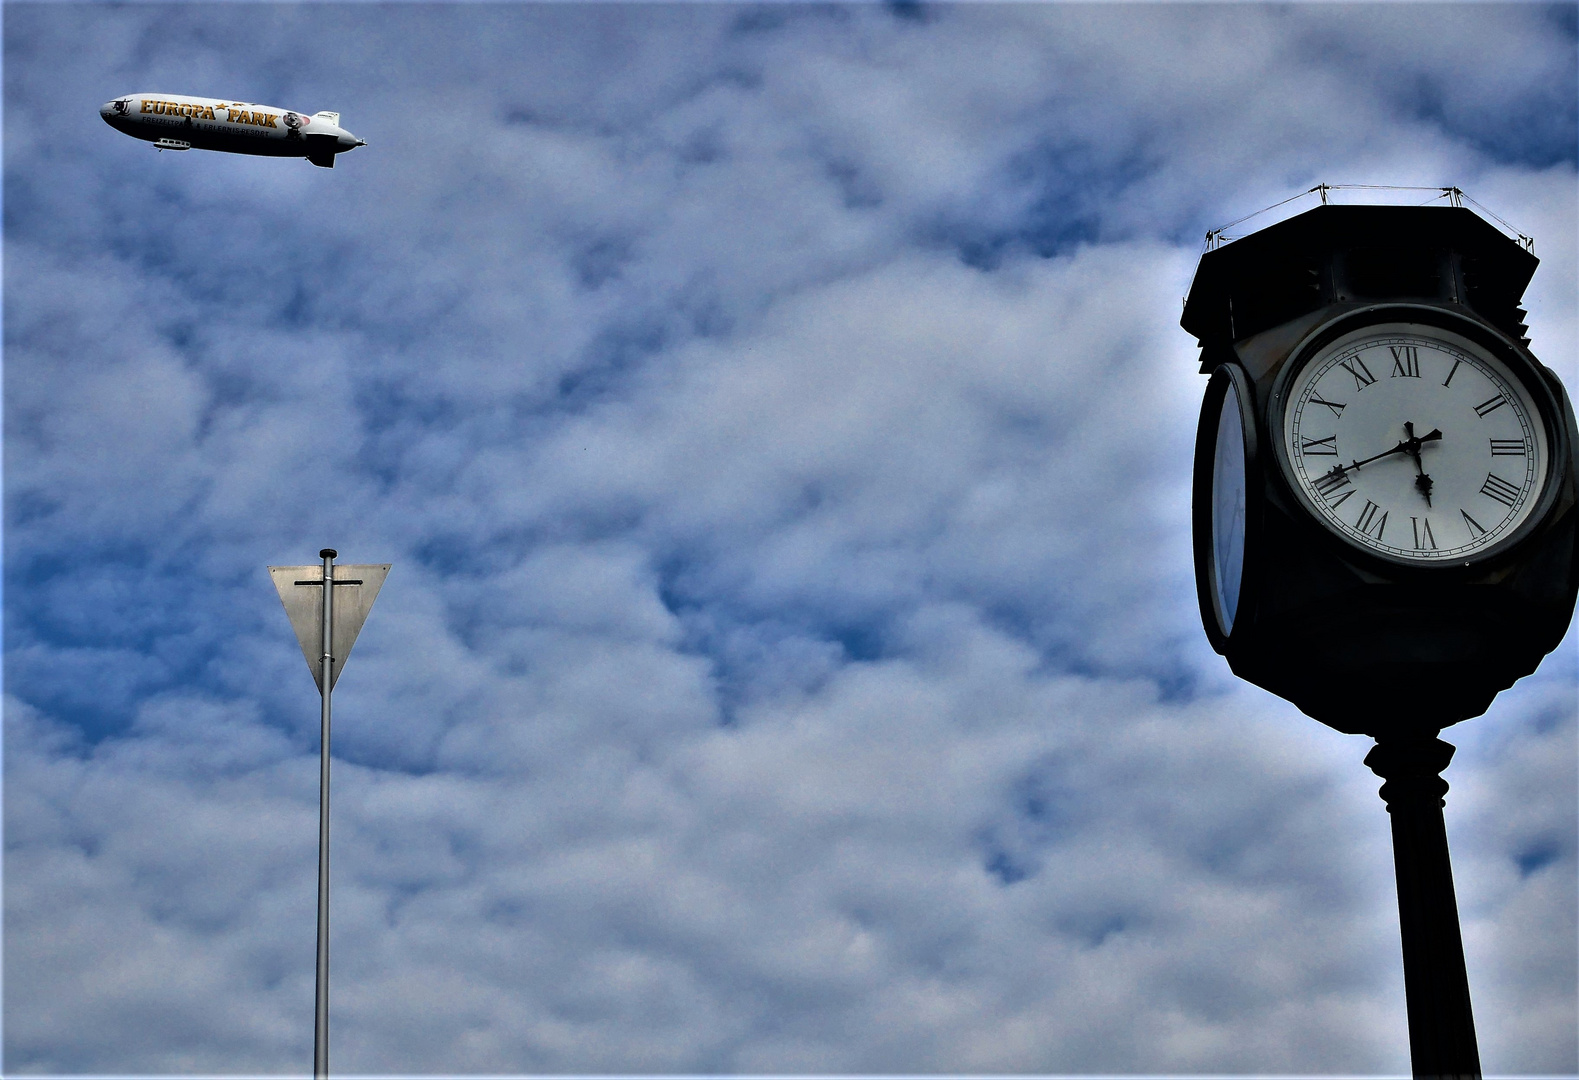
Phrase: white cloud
[{"left": 5, "top": 3, "right": 1574, "bottom": 1074}]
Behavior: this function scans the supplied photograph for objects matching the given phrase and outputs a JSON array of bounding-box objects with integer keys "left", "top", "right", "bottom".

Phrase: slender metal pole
[
  {"left": 1365, "top": 735, "right": 1481, "bottom": 1080},
  {"left": 314, "top": 548, "right": 336, "bottom": 1080}
]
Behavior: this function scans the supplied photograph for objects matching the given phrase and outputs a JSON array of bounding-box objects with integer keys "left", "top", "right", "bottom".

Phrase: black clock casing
[{"left": 1185, "top": 204, "right": 1579, "bottom": 738}]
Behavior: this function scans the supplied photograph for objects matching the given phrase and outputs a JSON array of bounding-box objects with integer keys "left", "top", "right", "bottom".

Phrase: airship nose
[{"left": 99, "top": 101, "right": 117, "bottom": 120}]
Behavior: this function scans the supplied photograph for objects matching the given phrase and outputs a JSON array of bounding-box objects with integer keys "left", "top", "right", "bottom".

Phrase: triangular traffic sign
[{"left": 268, "top": 564, "right": 390, "bottom": 692}]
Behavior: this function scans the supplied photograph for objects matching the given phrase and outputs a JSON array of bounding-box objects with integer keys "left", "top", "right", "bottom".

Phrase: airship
[{"left": 100, "top": 93, "right": 365, "bottom": 168}]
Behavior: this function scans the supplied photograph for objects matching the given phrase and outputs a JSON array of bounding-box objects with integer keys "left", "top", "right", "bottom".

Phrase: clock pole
[{"left": 1365, "top": 735, "right": 1480, "bottom": 1079}]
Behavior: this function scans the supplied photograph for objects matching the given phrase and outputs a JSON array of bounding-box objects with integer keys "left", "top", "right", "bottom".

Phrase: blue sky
[{"left": 4, "top": 2, "right": 1576, "bottom": 1073}]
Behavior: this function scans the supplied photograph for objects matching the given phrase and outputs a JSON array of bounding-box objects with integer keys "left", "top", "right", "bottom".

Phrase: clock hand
[
  {"left": 1402, "top": 422, "right": 1439, "bottom": 508},
  {"left": 1405, "top": 423, "right": 1443, "bottom": 449},
  {"left": 1314, "top": 425, "right": 1445, "bottom": 492},
  {"left": 1334, "top": 439, "right": 1410, "bottom": 475}
]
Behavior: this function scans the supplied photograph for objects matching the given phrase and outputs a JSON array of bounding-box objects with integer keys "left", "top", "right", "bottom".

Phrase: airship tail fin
[
  {"left": 313, "top": 111, "right": 341, "bottom": 127},
  {"left": 308, "top": 152, "right": 336, "bottom": 169}
]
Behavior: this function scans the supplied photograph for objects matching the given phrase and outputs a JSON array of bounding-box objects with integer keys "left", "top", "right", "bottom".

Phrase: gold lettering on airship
[
  {"left": 128, "top": 100, "right": 290, "bottom": 126},
  {"left": 138, "top": 100, "right": 217, "bottom": 120},
  {"left": 212, "top": 107, "right": 280, "bottom": 128}
]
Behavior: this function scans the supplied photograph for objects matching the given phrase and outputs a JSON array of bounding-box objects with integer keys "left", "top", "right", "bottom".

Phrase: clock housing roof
[{"left": 1181, "top": 204, "right": 1538, "bottom": 348}]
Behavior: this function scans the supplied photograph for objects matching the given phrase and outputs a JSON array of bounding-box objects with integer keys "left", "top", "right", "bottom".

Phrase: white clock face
[{"left": 1283, "top": 323, "right": 1549, "bottom": 562}]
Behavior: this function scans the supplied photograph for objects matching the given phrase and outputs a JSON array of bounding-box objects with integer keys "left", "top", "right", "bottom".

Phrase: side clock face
[
  {"left": 1211, "top": 375, "right": 1248, "bottom": 633},
  {"left": 1282, "top": 322, "right": 1550, "bottom": 562}
]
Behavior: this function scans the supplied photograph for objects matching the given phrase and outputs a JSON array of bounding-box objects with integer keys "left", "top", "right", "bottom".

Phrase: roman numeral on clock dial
[
  {"left": 1489, "top": 439, "right": 1525, "bottom": 456},
  {"left": 1474, "top": 394, "right": 1507, "bottom": 418},
  {"left": 1480, "top": 473, "right": 1521, "bottom": 507},
  {"left": 1356, "top": 500, "right": 1387, "bottom": 539},
  {"left": 1314, "top": 467, "right": 1353, "bottom": 508},
  {"left": 1300, "top": 435, "right": 1338, "bottom": 456},
  {"left": 1310, "top": 395, "right": 1346, "bottom": 418},
  {"left": 1411, "top": 516, "right": 1436, "bottom": 550},
  {"left": 1339, "top": 357, "right": 1376, "bottom": 390},
  {"left": 1389, "top": 345, "right": 1419, "bottom": 378}
]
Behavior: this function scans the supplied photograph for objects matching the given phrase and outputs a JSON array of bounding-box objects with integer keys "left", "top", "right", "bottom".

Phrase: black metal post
[
  {"left": 314, "top": 548, "right": 336, "bottom": 1080},
  {"left": 1365, "top": 735, "right": 1481, "bottom": 1080}
]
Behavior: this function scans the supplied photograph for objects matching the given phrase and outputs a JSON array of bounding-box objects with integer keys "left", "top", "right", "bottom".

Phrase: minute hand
[
  {"left": 1320, "top": 428, "right": 1443, "bottom": 481},
  {"left": 1338, "top": 423, "right": 1440, "bottom": 470}
]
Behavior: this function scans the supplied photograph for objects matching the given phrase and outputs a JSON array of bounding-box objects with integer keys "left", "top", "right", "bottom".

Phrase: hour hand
[{"left": 1403, "top": 422, "right": 1437, "bottom": 507}]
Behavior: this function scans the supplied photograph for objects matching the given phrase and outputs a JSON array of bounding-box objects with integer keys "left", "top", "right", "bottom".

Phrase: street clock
[
  {"left": 1184, "top": 203, "right": 1578, "bottom": 738},
  {"left": 1184, "top": 198, "right": 1579, "bottom": 1077}
]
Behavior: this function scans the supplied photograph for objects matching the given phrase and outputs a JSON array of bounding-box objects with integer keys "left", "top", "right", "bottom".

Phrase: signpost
[{"left": 270, "top": 550, "right": 389, "bottom": 1080}]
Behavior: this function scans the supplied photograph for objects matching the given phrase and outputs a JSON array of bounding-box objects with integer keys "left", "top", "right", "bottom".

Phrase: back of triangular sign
[{"left": 268, "top": 564, "right": 391, "bottom": 692}]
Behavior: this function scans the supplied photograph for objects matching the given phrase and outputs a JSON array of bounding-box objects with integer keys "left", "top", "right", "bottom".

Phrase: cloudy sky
[{"left": 4, "top": 3, "right": 1576, "bottom": 1074}]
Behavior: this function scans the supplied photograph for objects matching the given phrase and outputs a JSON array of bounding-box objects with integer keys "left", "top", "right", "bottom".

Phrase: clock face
[
  {"left": 1282, "top": 322, "right": 1549, "bottom": 563},
  {"left": 1211, "top": 377, "right": 1248, "bottom": 632}
]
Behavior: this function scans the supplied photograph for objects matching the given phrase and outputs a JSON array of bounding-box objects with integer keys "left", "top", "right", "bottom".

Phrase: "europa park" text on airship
[{"left": 100, "top": 93, "right": 365, "bottom": 168}]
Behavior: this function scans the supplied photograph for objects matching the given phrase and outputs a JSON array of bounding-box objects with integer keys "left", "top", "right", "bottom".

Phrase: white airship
[{"left": 100, "top": 93, "right": 365, "bottom": 168}]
